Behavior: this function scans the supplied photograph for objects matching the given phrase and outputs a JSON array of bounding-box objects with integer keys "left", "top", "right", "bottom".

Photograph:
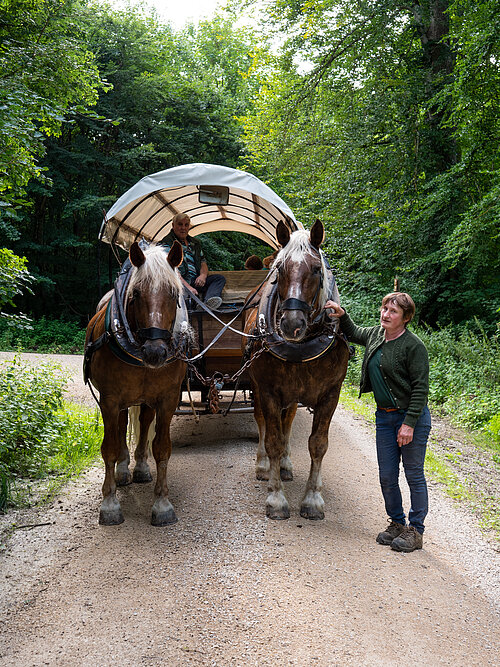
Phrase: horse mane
[
  {"left": 126, "top": 245, "right": 183, "bottom": 297},
  {"left": 273, "top": 230, "right": 329, "bottom": 308}
]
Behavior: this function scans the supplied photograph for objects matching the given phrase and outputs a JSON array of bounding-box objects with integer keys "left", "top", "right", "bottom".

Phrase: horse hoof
[
  {"left": 256, "top": 470, "right": 269, "bottom": 481},
  {"left": 266, "top": 508, "right": 290, "bottom": 520},
  {"left": 133, "top": 468, "right": 153, "bottom": 484},
  {"left": 266, "top": 491, "right": 289, "bottom": 520},
  {"left": 280, "top": 468, "right": 293, "bottom": 481},
  {"left": 300, "top": 506, "right": 325, "bottom": 521},
  {"left": 151, "top": 509, "right": 178, "bottom": 526},
  {"left": 115, "top": 472, "right": 132, "bottom": 486},
  {"left": 151, "top": 498, "right": 177, "bottom": 526},
  {"left": 99, "top": 508, "right": 124, "bottom": 525}
]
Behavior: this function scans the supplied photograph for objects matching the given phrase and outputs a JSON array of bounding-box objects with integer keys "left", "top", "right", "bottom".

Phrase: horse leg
[
  {"left": 99, "top": 399, "right": 125, "bottom": 525},
  {"left": 262, "top": 399, "right": 290, "bottom": 520},
  {"left": 150, "top": 403, "right": 177, "bottom": 526},
  {"left": 253, "top": 385, "right": 269, "bottom": 481},
  {"left": 133, "top": 403, "right": 155, "bottom": 483},
  {"left": 115, "top": 409, "right": 132, "bottom": 486},
  {"left": 280, "top": 403, "right": 297, "bottom": 481},
  {"left": 300, "top": 391, "right": 340, "bottom": 520}
]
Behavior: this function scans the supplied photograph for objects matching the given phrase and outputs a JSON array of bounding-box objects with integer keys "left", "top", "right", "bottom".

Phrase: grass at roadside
[
  {"left": 4, "top": 403, "right": 103, "bottom": 511},
  {"left": 339, "top": 382, "right": 500, "bottom": 541}
]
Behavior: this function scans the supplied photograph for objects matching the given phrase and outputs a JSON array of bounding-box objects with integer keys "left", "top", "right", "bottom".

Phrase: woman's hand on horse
[
  {"left": 324, "top": 300, "right": 345, "bottom": 318},
  {"left": 188, "top": 284, "right": 198, "bottom": 295}
]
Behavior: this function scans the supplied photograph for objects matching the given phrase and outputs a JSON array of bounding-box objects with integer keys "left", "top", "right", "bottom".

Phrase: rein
[{"left": 179, "top": 270, "right": 274, "bottom": 363}]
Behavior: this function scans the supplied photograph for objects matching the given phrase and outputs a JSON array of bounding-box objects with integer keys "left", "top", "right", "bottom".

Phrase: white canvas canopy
[{"left": 99, "top": 163, "right": 301, "bottom": 250}]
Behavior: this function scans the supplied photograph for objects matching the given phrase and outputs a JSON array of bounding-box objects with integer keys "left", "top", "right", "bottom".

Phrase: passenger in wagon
[
  {"left": 161, "top": 213, "right": 225, "bottom": 310},
  {"left": 324, "top": 292, "right": 431, "bottom": 553}
]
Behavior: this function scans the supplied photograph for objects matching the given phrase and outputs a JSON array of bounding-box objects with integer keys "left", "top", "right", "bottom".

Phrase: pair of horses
[{"left": 85, "top": 220, "right": 349, "bottom": 526}]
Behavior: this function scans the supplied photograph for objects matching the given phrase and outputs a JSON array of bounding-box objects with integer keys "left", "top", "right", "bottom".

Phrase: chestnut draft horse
[
  {"left": 85, "top": 242, "right": 188, "bottom": 526},
  {"left": 243, "top": 220, "right": 349, "bottom": 520}
]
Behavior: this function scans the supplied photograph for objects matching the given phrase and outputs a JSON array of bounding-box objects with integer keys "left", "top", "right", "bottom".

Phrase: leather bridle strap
[
  {"left": 136, "top": 326, "right": 173, "bottom": 342},
  {"left": 281, "top": 298, "right": 312, "bottom": 312}
]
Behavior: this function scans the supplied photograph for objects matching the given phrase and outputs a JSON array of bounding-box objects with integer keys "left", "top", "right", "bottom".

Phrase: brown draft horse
[
  {"left": 85, "top": 242, "right": 187, "bottom": 526},
  {"left": 243, "top": 220, "right": 349, "bottom": 520}
]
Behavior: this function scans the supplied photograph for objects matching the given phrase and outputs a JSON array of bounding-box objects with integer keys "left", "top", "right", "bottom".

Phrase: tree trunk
[{"left": 411, "top": 0, "right": 458, "bottom": 167}]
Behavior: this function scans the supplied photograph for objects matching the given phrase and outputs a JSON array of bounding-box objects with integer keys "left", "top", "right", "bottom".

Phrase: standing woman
[{"left": 324, "top": 293, "right": 431, "bottom": 552}]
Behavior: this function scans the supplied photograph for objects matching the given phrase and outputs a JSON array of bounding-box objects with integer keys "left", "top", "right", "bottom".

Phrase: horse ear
[
  {"left": 310, "top": 219, "right": 324, "bottom": 249},
  {"left": 130, "top": 242, "right": 146, "bottom": 267},
  {"left": 276, "top": 221, "right": 290, "bottom": 248},
  {"left": 167, "top": 240, "right": 183, "bottom": 268}
]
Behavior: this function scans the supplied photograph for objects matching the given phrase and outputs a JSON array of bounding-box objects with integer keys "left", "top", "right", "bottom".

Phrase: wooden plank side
[
  {"left": 208, "top": 270, "right": 268, "bottom": 303},
  {"left": 190, "top": 311, "right": 245, "bottom": 351}
]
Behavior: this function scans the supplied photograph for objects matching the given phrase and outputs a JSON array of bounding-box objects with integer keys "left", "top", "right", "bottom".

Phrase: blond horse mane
[
  {"left": 273, "top": 230, "right": 329, "bottom": 309},
  {"left": 126, "top": 245, "right": 183, "bottom": 298}
]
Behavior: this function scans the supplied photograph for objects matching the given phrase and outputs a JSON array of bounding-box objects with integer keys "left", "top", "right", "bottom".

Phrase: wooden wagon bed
[{"left": 185, "top": 270, "right": 268, "bottom": 404}]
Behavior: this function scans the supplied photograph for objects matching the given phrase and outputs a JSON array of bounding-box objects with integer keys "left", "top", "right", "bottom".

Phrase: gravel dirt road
[{"left": 0, "top": 353, "right": 498, "bottom": 666}]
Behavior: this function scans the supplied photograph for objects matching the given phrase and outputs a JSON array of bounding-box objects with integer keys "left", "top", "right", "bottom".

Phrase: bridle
[
  {"left": 128, "top": 292, "right": 179, "bottom": 346},
  {"left": 277, "top": 248, "right": 325, "bottom": 323}
]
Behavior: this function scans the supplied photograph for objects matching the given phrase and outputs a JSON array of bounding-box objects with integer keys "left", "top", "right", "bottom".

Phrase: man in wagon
[{"left": 161, "top": 213, "right": 226, "bottom": 310}]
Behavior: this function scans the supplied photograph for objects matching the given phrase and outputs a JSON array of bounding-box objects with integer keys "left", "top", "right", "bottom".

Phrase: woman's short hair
[{"left": 381, "top": 292, "right": 416, "bottom": 325}]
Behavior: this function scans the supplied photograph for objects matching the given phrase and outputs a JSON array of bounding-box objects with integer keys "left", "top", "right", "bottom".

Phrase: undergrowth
[
  {"left": 0, "top": 317, "right": 85, "bottom": 354},
  {"left": 0, "top": 357, "right": 102, "bottom": 511}
]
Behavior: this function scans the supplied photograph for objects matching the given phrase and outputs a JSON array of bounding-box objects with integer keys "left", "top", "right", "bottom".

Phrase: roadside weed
[{"left": 0, "top": 357, "right": 102, "bottom": 511}]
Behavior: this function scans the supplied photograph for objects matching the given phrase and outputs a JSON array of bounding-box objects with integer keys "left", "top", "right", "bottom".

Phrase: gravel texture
[{"left": 0, "top": 353, "right": 498, "bottom": 666}]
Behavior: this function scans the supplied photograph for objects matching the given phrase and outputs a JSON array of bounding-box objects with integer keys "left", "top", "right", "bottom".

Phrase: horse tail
[{"left": 128, "top": 405, "right": 156, "bottom": 452}]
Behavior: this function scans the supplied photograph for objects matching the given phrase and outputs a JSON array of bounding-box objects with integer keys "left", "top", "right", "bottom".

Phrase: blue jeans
[{"left": 375, "top": 405, "right": 431, "bottom": 534}]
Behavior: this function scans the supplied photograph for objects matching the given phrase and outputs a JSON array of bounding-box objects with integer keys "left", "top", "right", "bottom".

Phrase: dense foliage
[
  {"left": 0, "top": 316, "right": 85, "bottom": 353},
  {"left": 0, "top": 0, "right": 103, "bottom": 209},
  {"left": 240, "top": 0, "right": 500, "bottom": 330},
  {"left": 0, "top": 357, "right": 102, "bottom": 510},
  {"left": 2, "top": 3, "right": 269, "bottom": 320}
]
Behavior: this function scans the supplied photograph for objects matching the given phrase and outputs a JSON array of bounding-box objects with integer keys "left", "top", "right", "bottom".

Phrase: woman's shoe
[
  {"left": 390, "top": 525, "right": 423, "bottom": 552},
  {"left": 376, "top": 520, "right": 405, "bottom": 545}
]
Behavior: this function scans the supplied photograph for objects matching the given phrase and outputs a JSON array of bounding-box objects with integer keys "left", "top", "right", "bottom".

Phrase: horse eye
[{"left": 132, "top": 289, "right": 140, "bottom": 300}]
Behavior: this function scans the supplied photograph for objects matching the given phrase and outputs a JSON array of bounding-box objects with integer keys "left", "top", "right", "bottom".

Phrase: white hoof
[
  {"left": 133, "top": 461, "right": 153, "bottom": 483},
  {"left": 151, "top": 498, "right": 177, "bottom": 526},
  {"left": 99, "top": 495, "right": 124, "bottom": 525},
  {"left": 300, "top": 490, "right": 325, "bottom": 521},
  {"left": 266, "top": 491, "right": 290, "bottom": 520}
]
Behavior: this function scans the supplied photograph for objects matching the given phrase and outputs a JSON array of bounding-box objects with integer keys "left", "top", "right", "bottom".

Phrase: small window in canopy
[{"left": 198, "top": 185, "right": 229, "bottom": 205}]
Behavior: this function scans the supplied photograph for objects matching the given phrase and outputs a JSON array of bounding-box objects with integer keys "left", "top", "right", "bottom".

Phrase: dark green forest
[{"left": 0, "top": 0, "right": 499, "bottom": 329}]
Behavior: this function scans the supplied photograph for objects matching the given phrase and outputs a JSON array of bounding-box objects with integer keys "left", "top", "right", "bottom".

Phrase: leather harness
[
  {"left": 253, "top": 267, "right": 350, "bottom": 363},
  {"left": 84, "top": 256, "right": 190, "bottom": 384}
]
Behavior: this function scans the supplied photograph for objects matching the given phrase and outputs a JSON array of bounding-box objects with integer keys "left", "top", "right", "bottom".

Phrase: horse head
[
  {"left": 274, "top": 219, "right": 327, "bottom": 343},
  {"left": 127, "top": 241, "right": 184, "bottom": 368}
]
